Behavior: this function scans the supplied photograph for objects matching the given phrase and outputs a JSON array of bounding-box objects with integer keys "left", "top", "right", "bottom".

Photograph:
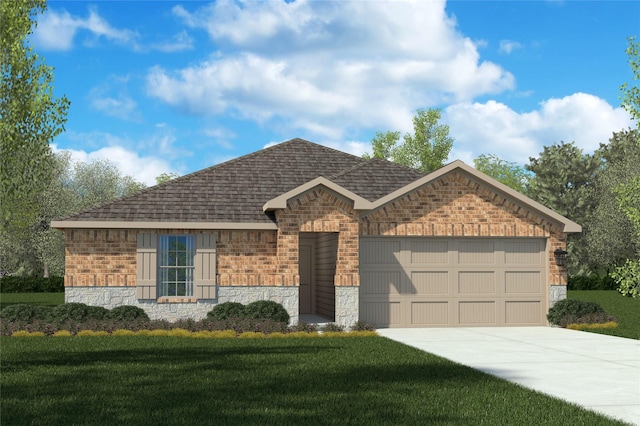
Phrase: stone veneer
[{"left": 66, "top": 286, "right": 299, "bottom": 323}]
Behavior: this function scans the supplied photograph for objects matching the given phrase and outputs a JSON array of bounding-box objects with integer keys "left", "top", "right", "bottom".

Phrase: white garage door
[{"left": 359, "top": 238, "right": 547, "bottom": 327}]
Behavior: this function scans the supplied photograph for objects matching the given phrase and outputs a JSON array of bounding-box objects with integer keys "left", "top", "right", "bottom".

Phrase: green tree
[
  {"left": 526, "top": 142, "right": 601, "bottom": 275},
  {"left": 365, "top": 108, "right": 454, "bottom": 172},
  {"left": 0, "top": 153, "right": 146, "bottom": 277},
  {"left": 620, "top": 36, "right": 640, "bottom": 122},
  {"left": 612, "top": 36, "right": 640, "bottom": 298},
  {"left": 584, "top": 129, "right": 640, "bottom": 270},
  {"left": 473, "top": 154, "right": 531, "bottom": 193},
  {"left": 155, "top": 172, "right": 180, "bottom": 185},
  {"left": 0, "top": 0, "right": 69, "bottom": 234}
]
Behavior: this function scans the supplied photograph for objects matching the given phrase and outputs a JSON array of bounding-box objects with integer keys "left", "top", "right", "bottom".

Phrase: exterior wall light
[{"left": 554, "top": 249, "right": 568, "bottom": 267}]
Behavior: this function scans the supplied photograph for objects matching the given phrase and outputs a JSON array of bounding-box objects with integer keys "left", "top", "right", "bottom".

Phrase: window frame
[{"left": 157, "top": 234, "right": 196, "bottom": 298}]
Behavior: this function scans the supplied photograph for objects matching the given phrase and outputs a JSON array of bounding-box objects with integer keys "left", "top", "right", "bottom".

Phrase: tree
[
  {"left": 156, "top": 172, "right": 180, "bottom": 185},
  {"left": 0, "top": 153, "right": 146, "bottom": 277},
  {"left": 620, "top": 36, "right": 640, "bottom": 122},
  {"left": 526, "top": 142, "right": 601, "bottom": 275},
  {"left": 583, "top": 129, "right": 640, "bottom": 270},
  {"left": 473, "top": 154, "right": 531, "bottom": 193},
  {"left": 0, "top": 0, "right": 69, "bottom": 235},
  {"left": 365, "top": 108, "right": 454, "bottom": 172},
  {"left": 612, "top": 36, "right": 640, "bottom": 298}
]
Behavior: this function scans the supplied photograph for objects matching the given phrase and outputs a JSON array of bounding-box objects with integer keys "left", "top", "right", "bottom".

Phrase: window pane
[{"left": 158, "top": 235, "right": 195, "bottom": 297}]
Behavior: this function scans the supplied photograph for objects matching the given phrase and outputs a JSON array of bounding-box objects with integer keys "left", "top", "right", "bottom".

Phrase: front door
[{"left": 299, "top": 242, "right": 313, "bottom": 314}]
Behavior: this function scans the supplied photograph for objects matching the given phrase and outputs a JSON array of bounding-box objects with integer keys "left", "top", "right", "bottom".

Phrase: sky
[{"left": 33, "top": 0, "right": 639, "bottom": 186}]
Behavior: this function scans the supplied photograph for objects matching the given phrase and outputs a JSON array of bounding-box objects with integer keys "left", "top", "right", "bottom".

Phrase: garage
[{"left": 359, "top": 237, "right": 548, "bottom": 327}]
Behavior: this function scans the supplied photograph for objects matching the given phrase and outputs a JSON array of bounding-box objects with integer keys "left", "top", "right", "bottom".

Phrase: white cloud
[
  {"left": 32, "top": 7, "right": 138, "bottom": 51},
  {"left": 51, "top": 144, "right": 173, "bottom": 187},
  {"left": 499, "top": 40, "right": 524, "bottom": 55},
  {"left": 151, "top": 31, "right": 194, "bottom": 52},
  {"left": 87, "top": 76, "right": 141, "bottom": 122},
  {"left": 445, "top": 93, "right": 633, "bottom": 166},
  {"left": 150, "top": 0, "right": 514, "bottom": 139}
]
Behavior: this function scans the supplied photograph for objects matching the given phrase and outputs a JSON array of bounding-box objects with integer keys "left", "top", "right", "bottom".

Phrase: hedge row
[
  {"left": 567, "top": 274, "right": 617, "bottom": 291},
  {"left": 0, "top": 276, "right": 64, "bottom": 293}
]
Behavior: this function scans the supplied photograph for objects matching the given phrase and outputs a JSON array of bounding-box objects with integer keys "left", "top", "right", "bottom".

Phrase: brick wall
[
  {"left": 360, "top": 171, "right": 568, "bottom": 285},
  {"left": 275, "top": 188, "right": 360, "bottom": 287}
]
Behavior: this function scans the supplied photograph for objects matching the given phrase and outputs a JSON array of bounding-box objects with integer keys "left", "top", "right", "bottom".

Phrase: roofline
[
  {"left": 262, "top": 177, "right": 373, "bottom": 211},
  {"left": 51, "top": 221, "right": 278, "bottom": 230},
  {"left": 364, "top": 160, "right": 582, "bottom": 233}
]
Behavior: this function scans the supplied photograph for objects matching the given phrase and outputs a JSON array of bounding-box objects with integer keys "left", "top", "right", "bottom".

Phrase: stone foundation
[
  {"left": 549, "top": 285, "right": 567, "bottom": 308},
  {"left": 335, "top": 286, "right": 359, "bottom": 327},
  {"left": 65, "top": 286, "right": 299, "bottom": 324}
]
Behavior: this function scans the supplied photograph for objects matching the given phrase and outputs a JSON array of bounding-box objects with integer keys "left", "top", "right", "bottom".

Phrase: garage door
[{"left": 359, "top": 238, "right": 547, "bottom": 327}]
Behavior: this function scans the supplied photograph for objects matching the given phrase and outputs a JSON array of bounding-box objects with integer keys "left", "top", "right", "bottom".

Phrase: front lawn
[
  {"left": 0, "top": 292, "right": 64, "bottom": 309},
  {"left": 1, "top": 337, "right": 624, "bottom": 425},
  {"left": 568, "top": 290, "right": 640, "bottom": 340}
]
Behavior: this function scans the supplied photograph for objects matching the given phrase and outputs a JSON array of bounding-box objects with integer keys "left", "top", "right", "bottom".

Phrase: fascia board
[
  {"left": 262, "top": 177, "right": 372, "bottom": 211},
  {"left": 50, "top": 221, "right": 278, "bottom": 230}
]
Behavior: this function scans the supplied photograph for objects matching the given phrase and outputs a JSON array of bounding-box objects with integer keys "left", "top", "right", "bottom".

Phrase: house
[{"left": 51, "top": 138, "right": 581, "bottom": 327}]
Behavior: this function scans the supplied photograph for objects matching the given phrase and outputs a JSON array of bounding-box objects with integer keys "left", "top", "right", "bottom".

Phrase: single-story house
[{"left": 52, "top": 138, "right": 581, "bottom": 327}]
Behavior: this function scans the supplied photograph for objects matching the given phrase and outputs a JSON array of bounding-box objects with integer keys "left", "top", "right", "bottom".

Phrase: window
[{"left": 158, "top": 235, "right": 195, "bottom": 297}]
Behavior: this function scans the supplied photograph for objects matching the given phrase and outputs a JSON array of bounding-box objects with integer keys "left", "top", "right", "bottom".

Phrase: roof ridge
[{"left": 327, "top": 159, "right": 371, "bottom": 180}]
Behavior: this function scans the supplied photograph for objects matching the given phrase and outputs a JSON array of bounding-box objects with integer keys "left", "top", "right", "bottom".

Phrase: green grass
[
  {"left": 568, "top": 290, "right": 640, "bottom": 340},
  {"left": 0, "top": 292, "right": 64, "bottom": 309},
  {"left": 0, "top": 337, "right": 624, "bottom": 425}
]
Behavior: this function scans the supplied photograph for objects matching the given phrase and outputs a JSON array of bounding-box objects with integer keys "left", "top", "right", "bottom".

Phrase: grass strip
[
  {"left": 0, "top": 336, "right": 624, "bottom": 425},
  {"left": 0, "top": 292, "right": 64, "bottom": 309},
  {"left": 568, "top": 290, "right": 639, "bottom": 339}
]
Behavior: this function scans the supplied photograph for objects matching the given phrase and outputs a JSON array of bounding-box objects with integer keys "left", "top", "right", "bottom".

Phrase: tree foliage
[
  {"left": 0, "top": 0, "right": 69, "bottom": 233},
  {"left": 365, "top": 108, "right": 454, "bottom": 172},
  {"left": 473, "top": 154, "right": 531, "bottom": 193},
  {"left": 155, "top": 172, "right": 180, "bottom": 185},
  {"left": 0, "top": 153, "right": 146, "bottom": 277},
  {"left": 583, "top": 129, "right": 640, "bottom": 269},
  {"left": 526, "top": 142, "right": 601, "bottom": 275},
  {"left": 620, "top": 36, "right": 640, "bottom": 123}
]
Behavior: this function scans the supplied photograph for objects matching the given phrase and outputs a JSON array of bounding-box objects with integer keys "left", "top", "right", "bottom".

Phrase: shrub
[
  {"left": 547, "top": 299, "right": 607, "bottom": 327},
  {"left": 53, "top": 330, "right": 73, "bottom": 337},
  {"left": 350, "top": 321, "right": 376, "bottom": 331},
  {"left": 290, "top": 320, "right": 318, "bottom": 333},
  {"left": 106, "top": 305, "right": 150, "bottom": 321},
  {"left": 50, "top": 303, "right": 95, "bottom": 322},
  {"left": 243, "top": 300, "right": 290, "bottom": 323},
  {"left": 0, "top": 304, "right": 52, "bottom": 322},
  {"left": 207, "top": 302, "right": 246, "bottom": 320},
  {"left": 568, "top": 274, "right": 618, "bottom": 291},
  {"left": 321, "top": 323, "right": 344, "bottom": 332},
  {"left": 0, "top": 276, "right": 64, "bottom": 292},
  {"left": 611, "top": 259, "right": 640, "bottom": 298},
  {"left": 86, "top": 306, "right": 110, "bottom": 320}
]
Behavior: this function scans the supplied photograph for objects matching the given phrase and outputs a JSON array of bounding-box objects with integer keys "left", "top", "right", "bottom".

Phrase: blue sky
[{"left": 34, "top": 0, "right": 638, "bottom": 185}]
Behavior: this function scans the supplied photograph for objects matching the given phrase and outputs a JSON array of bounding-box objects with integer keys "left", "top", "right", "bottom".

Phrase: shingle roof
[{"left": 56, "top": 138, "right": 427, "bottom": 224}]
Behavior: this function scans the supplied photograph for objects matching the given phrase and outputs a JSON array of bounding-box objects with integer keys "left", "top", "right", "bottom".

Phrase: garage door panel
[
  {"left": 411, "top": 271, "right": 449, "bottom": 295},
  {"left": 458, "top": 241, "right": 495, "bottom": 264},
  {"left": 410, "top": 240, "right": 449, "bottom": 264},
  {"left": 361, "top": 271, "right": 403, "bottom": 295},
  {"left": 459, "top": 301, "right": 496, "bottom": 324},
  {"left": 458, "top": 271, "right": 496, "bottom": 294},
  {"left": 504, "top": 241, "right": 544, "bottom": 265},
  {"left": 505, "top": 301, "right": 542, "bottom": 324},
  {"left": 505, "top": 271, "right": 542, "bottom": 294},
  {"left": 411, "top": 301, "right": 449, "bottom": 325},
  {"left": 360, "top": 301, "right": 401, "bottom": 326},
  {"left": 360, "top": 239, "right": 401, "bottom": 265}
]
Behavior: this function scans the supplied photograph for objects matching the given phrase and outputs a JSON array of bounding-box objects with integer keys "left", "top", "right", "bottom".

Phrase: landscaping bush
[
  {"left": 0, "top": 276, "right": 64, "bottom": 292},
  {"left": 50, "top": 303, "right": 94, "bottom": 322},
  {"left": 207, "top": 302, "right": 246, "bottom": 320},
  {"left": 547, "top": 299, "right": 607, "bottom": 327},
  {"left": 321, "top": 323, "right": 344, "bottom": 332},
  {"left": 105, "top": 305, "right": 150, "bottom": 321},
  {"left": 350, "top": 321, "right": 376, "bottom": 331},
  {"left": 0, "top": 304, "right": 52, "bottom": 322},
  {"left": 243, "top": 300, "right": 290, "bottom": 323},
  {"left": 568, "top": 274, "right": 617, "bottom": 291}
]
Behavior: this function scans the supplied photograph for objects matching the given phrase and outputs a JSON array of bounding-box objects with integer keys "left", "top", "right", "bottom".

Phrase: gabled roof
[{"left": 52, "top": 138, "right": 581, "bottom": 233}]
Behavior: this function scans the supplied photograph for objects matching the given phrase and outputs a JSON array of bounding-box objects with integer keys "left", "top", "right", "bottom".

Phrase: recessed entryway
[{"left": 299, "top": 232, "right": 339, "bottom": 321}]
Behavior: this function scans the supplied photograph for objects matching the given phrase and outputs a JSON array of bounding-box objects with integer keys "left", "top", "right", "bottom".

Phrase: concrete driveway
[{"left": 377, "top": 327, "right": 640, "bottom": 425}]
